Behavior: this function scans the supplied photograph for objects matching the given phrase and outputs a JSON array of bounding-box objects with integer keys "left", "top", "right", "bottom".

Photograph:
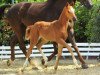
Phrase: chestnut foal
[{"left": 23, "top": 3, "right": 78, "bottom": 71}]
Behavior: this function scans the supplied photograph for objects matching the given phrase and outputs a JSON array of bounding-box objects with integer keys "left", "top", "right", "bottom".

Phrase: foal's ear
[
  {"left": 66, "top": 2, "right": 69, "bottom": 7},
  {"left": 70, "top": 2, "right": 75, "bottom": 7}
]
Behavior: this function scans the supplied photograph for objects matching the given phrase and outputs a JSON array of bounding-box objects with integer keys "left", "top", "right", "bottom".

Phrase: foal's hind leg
[
  {"left": 23, "top": 39, "right": 38, "bottom": 70},
  {"left": 36, "top": 38, "right": 48, "bottom": 66},
  {"left": 23, "top": 42, "right": 36, "bottom": 70},
  {"left": 23, "top": 30, "right": 39, "bottom": 70},
  {"left": 57, "top": 39, "right": 78, "bottom": 67},
  {"left": 68, "top": 28, "right": 88, "bottom": 69}
]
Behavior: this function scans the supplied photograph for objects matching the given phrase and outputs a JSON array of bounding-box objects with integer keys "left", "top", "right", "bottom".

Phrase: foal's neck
[{"left": 58, "top": 7, "right": 69, "bottom": 28}]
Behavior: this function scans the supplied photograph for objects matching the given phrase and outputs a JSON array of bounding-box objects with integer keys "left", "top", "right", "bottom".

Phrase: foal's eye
[{"left": 68, "top": 10, "right": 70, "bottom": 13}]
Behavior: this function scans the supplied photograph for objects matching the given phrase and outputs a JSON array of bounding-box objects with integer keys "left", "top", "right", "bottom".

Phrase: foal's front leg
[
  {"left": 54, "top": 44, "right": 63, "bottom": 71},
  {"left": 57, "top": 39, "right": 78, "bottom": 67}
]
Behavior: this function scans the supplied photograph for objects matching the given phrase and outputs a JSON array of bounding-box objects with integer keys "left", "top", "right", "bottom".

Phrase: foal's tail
[{"left": 25, "top": 26, "right": 31, "bottom": 40}]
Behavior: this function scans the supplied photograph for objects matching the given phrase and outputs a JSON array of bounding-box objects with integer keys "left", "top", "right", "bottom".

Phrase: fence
[{"left": 0, "top": 43, "right": 100, "bottom": 60}]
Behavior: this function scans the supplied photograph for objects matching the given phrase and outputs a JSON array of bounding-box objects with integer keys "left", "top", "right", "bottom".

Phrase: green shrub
[
  {"left": 85, "top": 2, "right": 100, "bottom": 42},
  {"left": 0, "top": 0, "right": 100, "bottom": 45},
  {"left": 74, "top": 2, "right": 91, "bottom": 42}
]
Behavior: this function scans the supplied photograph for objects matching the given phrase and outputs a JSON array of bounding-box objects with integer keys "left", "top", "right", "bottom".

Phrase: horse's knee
[
  {"left": 54, "top": 49, "right": 58, "bottom": 54},
  {"left": 53, "top": 45, "right": 58, "bottom": 54}
]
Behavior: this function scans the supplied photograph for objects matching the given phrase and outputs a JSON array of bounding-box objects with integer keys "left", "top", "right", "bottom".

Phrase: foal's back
[{"left": 34, "top": 20, "right": 59, "bottom": 41}]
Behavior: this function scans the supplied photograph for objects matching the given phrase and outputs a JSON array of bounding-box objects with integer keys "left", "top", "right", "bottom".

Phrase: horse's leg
[
  {"left": 47, "top": 42, "right": 58, "bottom": 61},
  {"left": 7, "top": 34, "right": 18, "bottom": 66},
  {"left": 57, "top": 39, "right": 78, "bottom": 67},
  {"left": 68, "top": 28, "right": 88, "bottom": 69},
  {"left": 10, "top": 34, "right": 18, "bottom": 61},
  {"left": 42, "top": 42, "right": 58, "bottom": 65},
  {"left": 10, "top": 23, "right": 27, "bottom": 58},
  {"left": 36, "top": 38, "right": 48, "bottom": 66},
  {"left": 54, "top": 44, "right": 63, "bottom": 71},
  {"left": 18, "top": 30, "right": 27, "bottom": 57}
]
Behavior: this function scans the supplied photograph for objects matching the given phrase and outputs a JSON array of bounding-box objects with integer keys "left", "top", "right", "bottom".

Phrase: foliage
[
  {"left": 0, "top": 20, "right": 13, "bottom": 45},
  {"left": 28, "top": 0, "right": 47, "bottom": 2},
  {"left": 74, "top": 2, "right": 91, "bottom": 42},
  {"left": 73, "top": 0, "right": 100, "bottom": 42},
  {"left": 85, "top": 0, "right": 100, "bottom": 42},
  {"left": 0, "top": 0, "right": 100, "bottom": 45},
  {"left": 0, "top": 0, "right": 47, "bottom": 45}
]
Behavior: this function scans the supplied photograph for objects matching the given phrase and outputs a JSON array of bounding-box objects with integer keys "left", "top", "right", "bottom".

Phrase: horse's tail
[
  {"left": 25, "top": 26, "right": 31, "bottom": 40},
  {"left": 0, "top": 4, "right": 12, "bottom": 20}
]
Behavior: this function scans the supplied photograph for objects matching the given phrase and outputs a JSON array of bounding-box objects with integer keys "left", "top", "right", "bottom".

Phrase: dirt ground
[{"left": 0, "top": 58, "right": 100, "bottom": 75}]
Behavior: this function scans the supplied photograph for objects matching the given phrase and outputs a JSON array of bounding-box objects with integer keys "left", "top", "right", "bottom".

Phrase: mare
[
  {"left": 0, "top": 0, "right": 93, "bottom": 68},
  {"left": 23, "top": 3, "right": 78, "bottom": 71}
]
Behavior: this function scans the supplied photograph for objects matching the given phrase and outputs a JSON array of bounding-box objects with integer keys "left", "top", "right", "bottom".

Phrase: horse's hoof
[
  {"left": 81, "top": 64, "right": 88, "bottom": 69},
  {"left": 41, "top": 59, "right": 45, "bottom": 65},
  {"left": 97, "top": 56, "right": 100, "bottom": 62},
  {"left": 7, "top": 59, "right": 11, "bottom": 66},
  {"left": 44, "top": 65, "right": 47, "bottom": 68}
]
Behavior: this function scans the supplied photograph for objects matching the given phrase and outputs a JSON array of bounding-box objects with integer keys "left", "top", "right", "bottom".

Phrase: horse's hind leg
[
  {"left": 7, "top": 23, "right": 30, "bottom": 66},
  {"left": 41, "top": 42, "right": 58, "bottom": 65},
  {"left": 10, "top": 23, "right": 27, "bottom": 57},
  {"left": 36, "top": 38, "right": 48, "bottom": 66},
  {"left": 7, "top": 23, "right": 27, "bottom": 66},
  {"left": 10, "top": 34, "right": 18, "bottom": 61},
  {"left": 7, "top": 34, "right": 18, "bottom": 66},
  {"left": 47, "top": 42, "right": 58, "bottom": 61},
  {"left": 68, "top": 28, "right": 88, "bottom": 69}
]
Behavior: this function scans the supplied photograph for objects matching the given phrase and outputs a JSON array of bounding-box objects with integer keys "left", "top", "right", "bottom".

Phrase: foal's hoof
[
  {"left": 81, "top": 64, "right": 88, "bottom": 69},
  {"left": 44, "top": 65, "right": 47, "bottom": 68}
]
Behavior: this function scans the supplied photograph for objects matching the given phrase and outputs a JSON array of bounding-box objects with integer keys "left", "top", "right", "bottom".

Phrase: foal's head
[{"left": 65, "top": 2, "right": 77, "bottom": 21}]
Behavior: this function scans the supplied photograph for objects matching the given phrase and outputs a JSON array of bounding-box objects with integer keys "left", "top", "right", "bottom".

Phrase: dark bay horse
[{"left": 0, "top": 0, "right": 93, "bottom": 68}]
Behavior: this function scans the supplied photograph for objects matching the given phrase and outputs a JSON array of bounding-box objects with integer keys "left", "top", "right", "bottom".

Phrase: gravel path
[{"left": 0, "top": 58, "right": 100, "bottom": 75}]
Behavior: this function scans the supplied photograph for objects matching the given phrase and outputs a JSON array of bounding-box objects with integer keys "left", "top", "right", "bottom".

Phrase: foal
[{"left": 23, "top": 3, "right": 78, "bottom": 70}]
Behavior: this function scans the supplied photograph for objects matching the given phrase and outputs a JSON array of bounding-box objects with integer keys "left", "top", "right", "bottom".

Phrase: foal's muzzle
[{"left": 73, "top": 16, "right": 77, "bottom": 21}]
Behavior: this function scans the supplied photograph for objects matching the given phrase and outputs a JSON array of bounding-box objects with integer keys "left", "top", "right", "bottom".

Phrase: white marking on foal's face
[{"left": 69, "top": 6, "right": 75, "bottom": 14}]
